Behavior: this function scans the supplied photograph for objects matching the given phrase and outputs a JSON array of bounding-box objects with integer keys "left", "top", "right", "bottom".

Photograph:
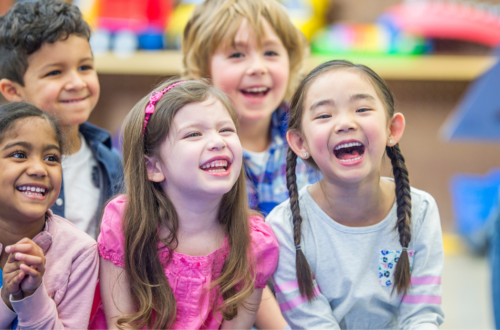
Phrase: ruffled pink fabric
[{"left": 96, "top": 195, "right": 278, "bottom": 329}]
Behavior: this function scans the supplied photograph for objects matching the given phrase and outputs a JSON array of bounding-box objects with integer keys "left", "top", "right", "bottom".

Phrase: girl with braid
[{"left": 267, "top": 60, "right": 445, "bottom": 329}]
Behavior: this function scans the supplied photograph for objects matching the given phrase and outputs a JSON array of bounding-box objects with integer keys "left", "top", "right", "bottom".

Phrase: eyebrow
[
  {"left": 309, "top": 98, "right": 335, "bottom": 112},
  {"left": 309, "top": 94, "right": 376, "bottom": 111},
  {"left": 263, "top": 38, "right": 281, "bottom": 46},
  {"left": 3, "top": 141, "right": 60, "bottom": 153},
  {"left": 40, "top": 57, "right": 93, "bottom": 71},
  {"left": 350, "top": 93, "right": 376, "bottom": 102},
  {"left": 177, "top": 120, "right": 235, "bottom": 132}
]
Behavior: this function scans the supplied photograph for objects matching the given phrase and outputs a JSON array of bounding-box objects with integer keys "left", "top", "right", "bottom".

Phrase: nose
[
  {"left": 64, "top": 70, "right": 87, "bottom": 90},
  {"left": 26, "top": 159, "right": 48, "bottom": 178},
  {"left": 207, "top": 133, "right": 227, "bottom": 151},
  {"left": 246, "top": 53, "right": 268, "bottom": 76},
  {"left": 335, "top": 111, "right": 357, "bottom": 134}
]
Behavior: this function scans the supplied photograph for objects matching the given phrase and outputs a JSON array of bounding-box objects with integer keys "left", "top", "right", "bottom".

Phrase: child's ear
[
  {"left": 287, "top": 130, "right": 310, "bottom": 160},
  {"left": 144, "top": 156, "right": 165, "bottom": 182},
  {"left": 0, "top": 79, "right": 24, "bottom": 102},
  {"left": 387, "top": 112, "right": 406, "bottom": 146}
]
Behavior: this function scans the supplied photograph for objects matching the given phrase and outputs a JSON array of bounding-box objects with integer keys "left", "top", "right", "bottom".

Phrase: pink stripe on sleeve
[
  {"left": 402, "top": 295, "right": 442, "bottom": 304},
  {"left": 410, "top": 276, "right": 441, "bottom": 285},
  {"left": 279, "top": 286, "right": 320, "bottom": 312},
  {"left": 274, "top": 280, "right": 299, "bottom": 293}
]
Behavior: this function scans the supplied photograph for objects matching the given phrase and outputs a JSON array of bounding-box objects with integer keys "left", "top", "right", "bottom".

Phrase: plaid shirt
[{"left": 243, "top": 104, "right": 321, "bottom": 216}]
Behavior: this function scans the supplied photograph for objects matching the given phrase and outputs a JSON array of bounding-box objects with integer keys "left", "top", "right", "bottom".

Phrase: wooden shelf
[{"left": 94, "top": 51, "right": 497, "bottom": 81}]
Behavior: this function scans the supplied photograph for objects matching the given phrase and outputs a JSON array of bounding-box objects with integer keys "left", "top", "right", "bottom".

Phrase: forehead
[
  {"left": 26, "top": 34, "right": 92, "bottom": 70},
  {"left": 221, "top": 17, "right": 284, "bottom": 50},
  {"left": 172, "top": 97, "right": 235, "bottom": 129},
  {"left": 1, "top": 117, "right": 57, "bottom": 142},
  {"left": 305, "top": 69, "right": 381, "bottom": 107}
]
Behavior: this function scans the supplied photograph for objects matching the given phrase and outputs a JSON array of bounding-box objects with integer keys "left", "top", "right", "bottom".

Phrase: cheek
[
  {"left": 306, "top": 126, "right": 331, "bottom": 155},
  {"left": 88, "top": 75, "right": 100, "bottom": 97},
  {"left": 273, "top": 63, "right": 289, "bottom": 87},
  {"left": 364, "top": 122, "right": 389, "bottom": 154},
  {"left": 228, "top": 137, "right": 243, "bottom": 166},
  {"left": 49, "top": 166, "right": 63, "bottom": 194},
  {"left": 212, "top": 70, "right": 238, "bottom": 94}
]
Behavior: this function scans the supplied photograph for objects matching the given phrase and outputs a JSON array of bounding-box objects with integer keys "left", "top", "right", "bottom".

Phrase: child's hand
[
  {"left": 1, "top": 252, "right": 26, "bottom": 309},
  {"left": 5, "top": 238, "right": 46, "bottom": 298}
]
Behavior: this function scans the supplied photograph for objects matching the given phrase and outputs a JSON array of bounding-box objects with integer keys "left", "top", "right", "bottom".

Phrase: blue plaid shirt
[{"left": 243, "top": 104, "right": 321, "bottom": 216}]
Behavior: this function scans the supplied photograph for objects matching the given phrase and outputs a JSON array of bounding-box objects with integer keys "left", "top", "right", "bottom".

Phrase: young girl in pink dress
[{"left": 96, "top": 79, "right": 279, "bottom": 329}]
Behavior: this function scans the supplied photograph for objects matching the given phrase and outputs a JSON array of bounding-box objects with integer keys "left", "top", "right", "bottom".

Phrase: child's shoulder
[
  {"left": 265, "top": 185, "right": 310, "bottom": 230},
  {"left": 79, "top": 122, "right": 120, "bottom": 157},
  {"left": 408, "top": 185, "right": 438, "bottom": 216},
  {"left": 249, "top": 214, "right": 277, "bottom": 241},
  {"left": 248, "top": 214, "right": 279, "bottom": 287},
  {"left": 48, "top": 212, "right": 97, "bottom": 251},
  {"left": 249, "top": 214, "right": 279, "bottom": 251},
  {"left": 101, "top": 194, "right": 127, "bottom": 227}
]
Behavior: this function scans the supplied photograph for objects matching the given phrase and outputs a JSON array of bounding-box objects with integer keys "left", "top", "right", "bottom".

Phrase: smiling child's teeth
[
  {"left": 18, "top": 185, "right": 45, "bottom": 196},
  {"left": 335, "top": 142, "right": 362, "bottom": 150},
  {"left": 339, "top": 156, "right": 362, "bottom": 162},
  {"left": 245, "top": 87, "right": 267, "bottom": 93},
  {"left": 201, "top": 160, "right": 229, "bottom": 170}
]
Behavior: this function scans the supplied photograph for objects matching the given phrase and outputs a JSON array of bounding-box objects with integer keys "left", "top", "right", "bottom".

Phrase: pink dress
[{"left": 97, "top": 195, "right": 279, "bottom": 329}]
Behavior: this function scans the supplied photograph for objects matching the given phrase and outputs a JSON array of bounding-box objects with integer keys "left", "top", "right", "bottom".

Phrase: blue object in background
[
  {"left": 0, "top": 268, "right": 18, "bottom": 329},
  {"left": 443, "top": 49, "right": 500, "bottom": 328},
  {"left": 441, "top": 53, "right": 500, "bottom": 141},
  {"left": 450, "top": 169, "right": 500, "bottom": 253},
  {"left": 138, "top": 29, "right": 165, "bottom": 50}
]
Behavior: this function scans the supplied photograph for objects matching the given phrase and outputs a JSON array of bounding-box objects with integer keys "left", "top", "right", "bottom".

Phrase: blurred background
[{"left": 1, "top": 0, "right": 499, "bottom": 328}]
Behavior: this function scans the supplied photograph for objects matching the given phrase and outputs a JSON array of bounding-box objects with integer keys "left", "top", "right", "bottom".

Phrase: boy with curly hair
[{"left": 0, "top": 0, "right": 123, "bottom": 239}]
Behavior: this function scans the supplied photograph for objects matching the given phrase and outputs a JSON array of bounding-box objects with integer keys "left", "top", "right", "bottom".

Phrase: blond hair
[
  {"left": 119, "top": 78, "right": 255, "bottom": 329},
  {"left": 182, "top": 0, "right": 308, "bottom": 99}
]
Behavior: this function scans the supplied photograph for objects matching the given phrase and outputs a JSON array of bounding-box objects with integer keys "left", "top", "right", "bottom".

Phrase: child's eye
[
  {"left": 45, "top": 154, "right": 60, "bottom": 163},
  {"left": 79, "top": 65, "right": 93, "bottom": 71},
  {"left": 228, "top": 52, "right": 244, "bottom": 59},
  {"left": 11, "top": 151, "right": 27, "bottom": 159},
  {"left": 264, "top": 50, "right": 278, "bottom": 56},
  {"left": 185, "top": 132, "right": 201, "bottom": 138},
  {"left": 315, "top": 114, "right": 331, "bottom": 120},
  {"left": 45, "top": 70, "right": 61, "bottom": 77},
  {"left": 220, "top": 128, "right": 235, "bottom": 133},
  {"left": 357, "top": 108, "right": 371, "bottom": 113}
]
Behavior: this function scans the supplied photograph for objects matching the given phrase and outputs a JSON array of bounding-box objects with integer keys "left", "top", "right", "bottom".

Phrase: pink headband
[{"left": 143, "top": 81, "right": 185, "bottom": 133}]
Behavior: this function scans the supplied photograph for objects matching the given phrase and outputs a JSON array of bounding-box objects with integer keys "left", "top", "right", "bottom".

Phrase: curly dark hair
[{"left": 0, "top": 0, "right": 91, "bottom": 86}]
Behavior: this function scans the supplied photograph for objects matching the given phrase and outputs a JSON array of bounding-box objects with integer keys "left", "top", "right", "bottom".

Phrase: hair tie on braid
[
  {"left": 402, "top": 247, "right": 408, "bottom": 252},
  {"left": 295, "top": 245, "right": 301, "bottom": 251}
]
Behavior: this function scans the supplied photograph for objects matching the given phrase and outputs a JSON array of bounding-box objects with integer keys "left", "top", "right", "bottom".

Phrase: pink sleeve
[
  {"left": 97, "top": 195, "right": 127, "bottom": 268},
  {"left": 249, "top": 215, "right": 279, "bottom": 289},
  {"left": 11, "top": 245, "right": 99, "bottom": 329}
]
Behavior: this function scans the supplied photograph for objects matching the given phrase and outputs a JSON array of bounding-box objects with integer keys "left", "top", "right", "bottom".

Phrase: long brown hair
[
  {"left": 181, "top": 0, "right": 308, "bottom": 100},
  {"left": 287, "top": 60, "right": 412, "bottom": 300},
  {"left": 119, "top": 78, "right": 255, "bottom": 329}
]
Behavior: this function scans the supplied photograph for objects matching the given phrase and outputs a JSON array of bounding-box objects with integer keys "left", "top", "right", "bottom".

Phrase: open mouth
[
  {"left": 200, "top": 159, "right": 230, "bottom": 173},
  {"left": 241, "top": 87, "right": 270, "bottom": 98},
  {"left": 334, "top": 141, "right": 365, "bottom": 163},
  {"left": 17, "top": 185, "right": 47, "bottom": 196}
]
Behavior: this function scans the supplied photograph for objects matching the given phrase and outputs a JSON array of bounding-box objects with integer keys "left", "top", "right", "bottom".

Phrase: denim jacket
[{"left": 50, "top": 122, "right": 123, "bottom": 236}]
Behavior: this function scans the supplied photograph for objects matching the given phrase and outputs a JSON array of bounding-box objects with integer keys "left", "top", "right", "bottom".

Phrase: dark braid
[
  {"left": 386, "top": 143, "right": 412, "bottom": 295},
  {"left": 286, "top": 147, "right": 315, "bottom": 300}
]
